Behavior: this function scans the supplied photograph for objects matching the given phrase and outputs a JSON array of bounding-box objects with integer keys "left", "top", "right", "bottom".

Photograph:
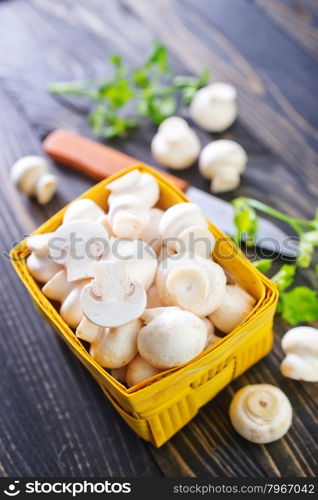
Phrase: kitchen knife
[{"left": 44, "top": 130, "right": 297, "bottom": 257}]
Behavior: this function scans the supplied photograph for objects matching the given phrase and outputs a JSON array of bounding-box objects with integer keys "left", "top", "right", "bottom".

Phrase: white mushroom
[
  {"left": 89, "top": 319, "right": 141, "bottom": 369},
  {"left": 42, "top": 269, "right": 89, "bottom": 328},
  {"left": 108, "top": 195, "right": 151, "bottom": 238},
  {"left": 42, "top": 269, "right": 74, "bottom": 302},
  {"left": 151, "top": 116, "right": 201, "bottom": 170},
  {"left": 141, "top": 306, "right": 180, "bottom": 325},
  {"left": 126, "top": 355, "right": 161, "bottom": 387},
  {"left": 159, "top": 202, "right": 214, "bottom": 257},
  {"left": 98, "top": 214, "right": 114, "bottom": 236},
  {"left": 26, "top": 232, "right": 55, "bottom": 257},
  {"left": 158, "top": 243, "right": 176, "bottom": 262},
  {"left": 229, "top": 384, "right": 293, "bottom": 444},
  {"left": 199, "top": 140, "right": 247, "bottom": 193},
  {"left": 280, "top": 326, "right": 318, "bottom": 382},
  {"left": 139, "top": 208, "right": 163, "bottom": 253},
  {"left": 156, "top": 252, "right": 226, "bottom": 317},
  {"left": 113, "top": 238, "right": 158, "bottom": 290},
  {"left": 174, "top": 225, "right": 215, "bottom": 258},
  {"left": 80, "top": 260, "right": 147, "bottom": 328},
  {"left": 60, "top": 285, "right": 88, "bottom": 329},
  {"left": 76, "top": 315, "right": 100, "bottom": 343},
  {"left": 49, "top": 220, "right": 109, "bottom": 281},
  {"left": 209, "top": 285, "right": 256, "bottom": 333},
  {"left": 159, "top": 203, "right": 207, "bottom": 239},
  {"left": 11, "top": 155, "right": 58, "bottom": 204},
  {"left": 189, "top": 82, "right": 237, "bottom": 132},
  {"left": 146, "top": 285, "right": 163, "bottom": 308},
  {"left": 76, "top": 315, "right": 141, "bottom": 369},
  {"left": 26, "top": 233, "right": 62, "bottom": 284},
  {"left": 63, "top": 199, "right": 104, "bottom": 223},
  {"left": 26, "top": 252, "right": 62, "bottom": 283},
  {"left": 202, "top": 318, "right": 222, "bottom": 348},
  {"left": 138, "top": 307, "right": 207, "bottom": 369},
  {"left": 107, "top": 170, "right": 159, "bottom": 208}
]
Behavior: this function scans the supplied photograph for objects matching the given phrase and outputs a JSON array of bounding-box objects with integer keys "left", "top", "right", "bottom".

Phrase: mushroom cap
[
  {"left": 175, "top": 225, "right": 215, "bottom": 258},
  {"left": 49, "top": 220, "right": 109, "bottom": 281},
  {"left": 209, "top": 285, "right": 256, "bottom": 333},
  {"left": 229, "top": 384, "right": 293, "bottom": 444},
  {"left": 280, "top": 326, "right": 318, "bottom": 382},
  {"left": 156, "top": 252, "right": 226, "bottom": 317},
  {"left": 141, "top": 306, "right": 180, "bottom": 324},
  {"left": 26, "top": 232, "right": 55, "bottom": 257},
  {"left": 98, "top": 214, "right": 114, "bottom": 237},
  {"left": 107, "top": 171, "right": 160, "bottom": 208},
  {"left": 199, "top": 140, "right": 247, "bottom": 178},
  {"left": 159, "top": 203, "right": 208, "bottom": 241},
  {"left": 190, "top": 83, "right": 237, "bottom": 132},
  {"left": 158, "top": 116, "right": 190, "bottom": 134},
  {"left": 146, "top": 285, "right": 163, "bottom": 308},
  {"left": 108, "top": 195, "right": 151, "bottom": 238},
  {"left": 76, "top": 316, "right": 101, "bottom": 343},
  {"left": 63, "top": 199, "right": 105, "bottom": 224},
  {"left": 158, "top": 243, "right": 176, "bottom": 262},
  {"left": 11, "top": 156, "right": 49, "bottom": 194},
  {"left": 202, "top": 318, "right": 221, "bottom": 349},
  {"left": 151, "top": 117, "right": 200, "bottom": 170},
  {"left": 107, "top": 170, "right": 141, "bottom": 193},
  {"left": 90, "top": 318, "right": 141, "bottom": 368},
  {"left": 42, "top": 269, "right": 75, "bottom": 302},
  {"left": 138, "top": 307, "right": 207, "bottom": 369},
  {"left": 113, "top": 238, "right": 158, "bottom": 290},
  {"left": 60, "top": 281, "right": 89, "bottom": 329},
  {"left": 80, "top": 260, "right": 147, "bottom": 328},
  {"left": 139, "top": 208, "right": 163, "bottom": 253},
  {"left": 126, "top": 354, "right": 161, "bottom": 387},
  {"left": 26, "top": 252, "right": 62, "bottom": 283}
]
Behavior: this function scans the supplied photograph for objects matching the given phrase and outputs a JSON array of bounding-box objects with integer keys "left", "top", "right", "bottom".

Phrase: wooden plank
[
  {"left": 122, "top": 0, "right": 318, "bottom": 195},
  {"left": 0, "top": 0, "right": 317, "bottom": 478},
  {"left": 255, "top": 0, "right": 318, "bottom": 58},
  {"left": 0, "top": 89, "right": 161, "bottom": 477}
]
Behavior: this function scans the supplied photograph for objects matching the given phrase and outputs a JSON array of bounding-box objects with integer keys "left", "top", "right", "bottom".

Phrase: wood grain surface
[{"left": 0, "top": 0, "right": 317, "bottom": 478}]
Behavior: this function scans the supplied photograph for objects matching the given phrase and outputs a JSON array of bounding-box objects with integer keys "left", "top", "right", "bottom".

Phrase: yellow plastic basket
[{"left": 11, "top": 164, "right": 279, "bottom": 447}]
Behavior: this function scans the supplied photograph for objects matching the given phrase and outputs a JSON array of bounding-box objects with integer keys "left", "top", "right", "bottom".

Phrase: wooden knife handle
[{"left": 43, "top": 129, "right": 189, "bottom": 192}]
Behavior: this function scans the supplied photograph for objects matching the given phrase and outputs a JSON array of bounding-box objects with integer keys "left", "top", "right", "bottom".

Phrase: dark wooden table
[{"left": 0, "top": 0, "right": 317, "bottom": 478}]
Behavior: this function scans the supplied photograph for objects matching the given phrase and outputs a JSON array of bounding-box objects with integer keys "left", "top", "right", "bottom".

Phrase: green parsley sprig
[
  {"left": 236, "top": 198, "right": 318, "bottom": 325},
  {"left": 232, "top": 197, "right": 318, "bottom": 268},
  {"left": 49, "top": 42, "right": 209, "bottom": 138},
  {"left": 253, "top": 261, "right": 318, "bottom": 325}
]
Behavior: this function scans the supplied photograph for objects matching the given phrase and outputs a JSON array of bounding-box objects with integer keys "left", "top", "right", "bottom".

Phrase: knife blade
[
  {"left": 187, "top": 186, "right": 297, "bottom": 257},
  {"left": 44, "top": 129, "right": 297, "bottom": 258}
]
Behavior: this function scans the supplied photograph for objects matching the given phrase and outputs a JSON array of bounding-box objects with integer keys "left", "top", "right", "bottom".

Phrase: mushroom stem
[
  {"left": 80, "top": 260, "right": 147, "bottom": 327},
  {"left": 35, "top": 174, "right": 59, "bottom": 204},
  {"left": 210, "top": 169, "right": 240, "bottom": 193}
]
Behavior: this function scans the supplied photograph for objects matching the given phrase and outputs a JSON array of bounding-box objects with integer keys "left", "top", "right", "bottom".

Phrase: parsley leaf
[
  {"left": 173, "top": 67, "right": 209, "bottom": 104},
  {"left": 252, "top": 259, "right": 273, "bottom": 274},
  {"left": 297, "top": 230, "right": 318, "bottom": 268},
  {"left": 271, "top": 264, "right": 296, "bottom": 292},
  {"left": 279, "top": 287, "right": 318, "bottom": 325},
  {"left": 49, "top": 41, "right": 209, "bottom": 138},
  {"left": 232, "top": 197, "right": 259, "bottom": 246}
]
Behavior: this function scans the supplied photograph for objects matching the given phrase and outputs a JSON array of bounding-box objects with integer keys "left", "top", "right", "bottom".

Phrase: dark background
[{"left": 0, "top": 0, "right": 317, "bottom": 477}]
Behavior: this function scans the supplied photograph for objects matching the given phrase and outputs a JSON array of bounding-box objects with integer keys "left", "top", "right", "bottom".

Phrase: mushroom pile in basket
[{"left": 26, "top": 171, "right": 256, "bottom": 388}]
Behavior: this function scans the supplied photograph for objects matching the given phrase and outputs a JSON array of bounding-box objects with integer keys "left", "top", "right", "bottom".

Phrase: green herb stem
[{"left": 246, "top": 198, "right": 313, "bottom": 233}]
